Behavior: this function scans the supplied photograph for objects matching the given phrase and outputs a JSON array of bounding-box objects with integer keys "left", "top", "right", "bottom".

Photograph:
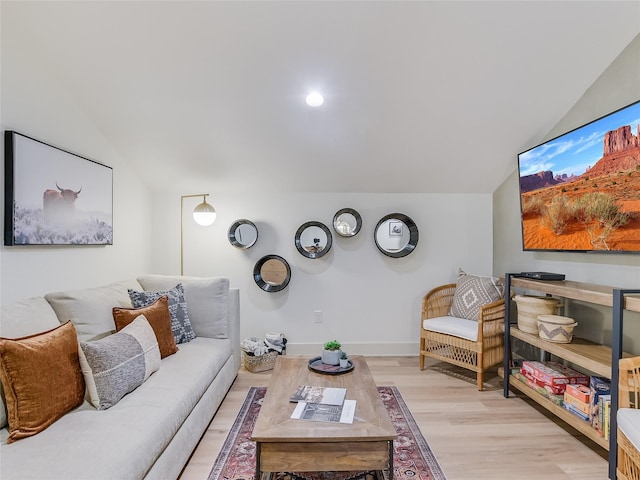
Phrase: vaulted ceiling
[{"left": 3, "top": 1, "right": 640, "bottom": 194}]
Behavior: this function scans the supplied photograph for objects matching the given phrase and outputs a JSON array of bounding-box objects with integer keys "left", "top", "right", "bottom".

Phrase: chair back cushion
[{"left": 449, "top": 269, "right": 503, "bottom": 321}]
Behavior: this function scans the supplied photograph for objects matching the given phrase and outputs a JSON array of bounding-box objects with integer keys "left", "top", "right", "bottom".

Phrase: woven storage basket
[
  {"left": 536, "top": 314, "right": 577, "bottom": 343},
  {"left": 514, "top": 295, "right": 561, "bottom": 334},
  {"left": 242, "top": 349, "right": 285, "bottom": 373}
]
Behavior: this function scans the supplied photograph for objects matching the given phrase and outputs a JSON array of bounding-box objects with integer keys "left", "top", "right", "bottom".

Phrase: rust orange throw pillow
[
  {"left": 0, "top": 321, "right": 85, "bottom": 443},
  {"left": 112, "top": 295, "right": 178, "bottom": 358}
]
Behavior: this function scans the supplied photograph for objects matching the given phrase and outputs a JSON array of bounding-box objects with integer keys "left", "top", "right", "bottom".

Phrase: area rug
[{"left": 208, "top": 386, "right": 446, "bottom": 480}]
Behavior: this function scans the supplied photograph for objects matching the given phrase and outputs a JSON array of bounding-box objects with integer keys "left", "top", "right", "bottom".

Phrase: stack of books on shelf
[
  {"left": 289, "top": 385, "right": 356, "bottom": 424},
  {"left": 589, "top": 376, "right": 612, "bottom": 439}
]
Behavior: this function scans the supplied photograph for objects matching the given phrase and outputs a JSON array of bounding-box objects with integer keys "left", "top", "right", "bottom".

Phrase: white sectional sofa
[{"left": 0, "top": 274, "right": 240, "bottom": 480}]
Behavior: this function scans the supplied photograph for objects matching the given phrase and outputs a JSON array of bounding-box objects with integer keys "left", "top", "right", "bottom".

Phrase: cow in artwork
[{"left": 43, "top": 183, "right": 82, "bottom": 225}]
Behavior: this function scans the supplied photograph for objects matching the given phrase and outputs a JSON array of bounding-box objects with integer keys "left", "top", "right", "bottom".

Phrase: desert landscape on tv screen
[{"left": 518, "top": 101, "right": 640, "bottom": 252}]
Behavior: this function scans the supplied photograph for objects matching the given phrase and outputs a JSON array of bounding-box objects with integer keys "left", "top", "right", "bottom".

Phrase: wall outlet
[{"left": 314, "top": 310, "right": 322, "bottom": 323}]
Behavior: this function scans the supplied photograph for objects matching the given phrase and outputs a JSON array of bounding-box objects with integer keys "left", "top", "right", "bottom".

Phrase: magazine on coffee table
[
  {"left": 290, "top": 400, "right": 356, "bottom": 424},
  {"left": 290, "top": 385, "right": 347, "bottom": 405}
]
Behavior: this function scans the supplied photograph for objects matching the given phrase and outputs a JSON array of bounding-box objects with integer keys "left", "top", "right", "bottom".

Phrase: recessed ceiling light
[{"left": 306, "top": 91, "right": 324, "bottom": 107}]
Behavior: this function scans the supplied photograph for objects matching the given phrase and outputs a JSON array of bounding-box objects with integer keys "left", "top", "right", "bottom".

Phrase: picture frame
[
  {"left": 389, "top": 220, "right": 403, "bottom": 237},
  {"left": 4, "top": 131, "right": 113, "bottom": 246},
  {"left": 517, "top": 99, "right": 640, "bottom": 253}
]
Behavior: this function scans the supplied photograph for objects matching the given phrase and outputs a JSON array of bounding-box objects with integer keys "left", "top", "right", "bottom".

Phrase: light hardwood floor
[{"left": 179, "top": 356, "right": 608, "bottom": 480}]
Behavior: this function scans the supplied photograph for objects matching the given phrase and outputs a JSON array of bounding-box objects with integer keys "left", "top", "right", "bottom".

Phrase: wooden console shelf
[
  {"left": 510, "top": 328, "right": 630, "bottom": 378},
  {"left": 508, "top": 277, "right": 640, "bottom": 311},
  {"left": 499, "top": 370, "right": 609, "bottom": 450},
  {"left": 502, "top": 274, "right": 640, "bottom": 479}
]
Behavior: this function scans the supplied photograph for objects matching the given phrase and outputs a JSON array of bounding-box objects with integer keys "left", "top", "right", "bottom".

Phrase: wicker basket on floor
[{"left": 242, "top": 349, "right": 285, "bottom": 373}]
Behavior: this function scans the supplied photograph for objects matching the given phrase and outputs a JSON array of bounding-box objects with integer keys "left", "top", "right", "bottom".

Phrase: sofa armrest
[{"left": 228, "top": 288, "right": 241, "bottom": 372}]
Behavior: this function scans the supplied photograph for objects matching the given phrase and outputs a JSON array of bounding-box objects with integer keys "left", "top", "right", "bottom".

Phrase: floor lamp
[{"left": 181, "top": 194, "right": 216, "bottom": 275}]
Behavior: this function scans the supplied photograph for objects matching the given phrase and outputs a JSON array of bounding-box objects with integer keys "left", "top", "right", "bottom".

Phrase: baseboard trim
[{"left": 284, "top": 342, "right": 418, "bottom": 357}]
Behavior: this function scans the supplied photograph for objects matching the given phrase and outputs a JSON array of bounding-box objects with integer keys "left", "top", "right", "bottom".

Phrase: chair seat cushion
[
  {"left": 422, "top": 316, "right": 478, "bottom": 342},
  {"left": 618, "top": 408, "right": 640, "bottom": 451}
]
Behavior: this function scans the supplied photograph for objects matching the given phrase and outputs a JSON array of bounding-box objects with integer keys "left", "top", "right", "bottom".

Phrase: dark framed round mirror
[
  {"left": 228, "top": 219, "right": 258, "bottom": 249},
  {"left": 374, "top": 213, "right": 419, "bottom": 258},
  {"left": 253, "top": 255, "right": 291, "bottom": 292},
  {"left": 294, "top": 221, "right": 332, "bottom": 259},
  {"left": 333, "top": 208, "right": 362, "bottom": 237}
]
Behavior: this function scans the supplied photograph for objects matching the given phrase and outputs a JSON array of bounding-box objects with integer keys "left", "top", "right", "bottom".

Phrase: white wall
[
  {"left": 493, "top": 34, "right": 640, "bottom": 354},
  {"left": 150, "top": 192, "right": 495, "bottom": 355},
  {"left": 0, "top": 21, "right": 153, "bottom": 305}
]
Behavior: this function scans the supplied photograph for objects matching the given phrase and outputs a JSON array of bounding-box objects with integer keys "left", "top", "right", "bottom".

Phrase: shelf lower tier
[
  {"left": 499, "top": 369, "right": 609, "bottom": 450},
  {"left": 509, "top": 327, "right": 634, "bottom": 378}
]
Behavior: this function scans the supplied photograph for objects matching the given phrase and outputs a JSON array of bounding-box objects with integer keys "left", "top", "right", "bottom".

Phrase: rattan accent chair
[
  {"left": 419, "top": 283, "right": 505, "bottom": 390},
  {"left": 618, "top": 356, "right": 640, "bottom": 480}
]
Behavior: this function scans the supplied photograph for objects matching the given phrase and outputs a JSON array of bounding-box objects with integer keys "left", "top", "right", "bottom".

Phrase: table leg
[
  {"left": 255, "top": 442, "right": 261, "bottom": 480},
  {"left": 388, "top": 440, "right": 394, "bottom": 480}
]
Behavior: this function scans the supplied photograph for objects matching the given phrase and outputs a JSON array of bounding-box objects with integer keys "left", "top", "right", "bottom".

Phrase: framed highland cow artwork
[{"left": 4, "top": 131, "right": 113, "bottom": 245}]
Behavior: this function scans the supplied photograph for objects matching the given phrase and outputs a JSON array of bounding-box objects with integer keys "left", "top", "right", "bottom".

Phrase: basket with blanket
[{"left": 241, "top": 332, "right": 287, "bottom": 372}]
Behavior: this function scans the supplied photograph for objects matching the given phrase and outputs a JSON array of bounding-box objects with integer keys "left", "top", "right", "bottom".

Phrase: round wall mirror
[
  {"left": 374, "top": 213, "right": 419, "bottom": 258},
  {"left": 253, "top": 255, "right": 291, "bottom": 292},
  {"left": 228, "top": 219, "right": 258, "bottom": 249},
  {"left": 294, "top": 221, "right": 332, "bottom": 259},
  {"left": 333, "top": 208, "right": 362, "bottom": 237}
]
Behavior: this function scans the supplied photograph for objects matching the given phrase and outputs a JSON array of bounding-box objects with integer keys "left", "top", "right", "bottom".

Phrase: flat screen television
[{"left": 517, "top": 99, "right": 640, "bottom": 253}]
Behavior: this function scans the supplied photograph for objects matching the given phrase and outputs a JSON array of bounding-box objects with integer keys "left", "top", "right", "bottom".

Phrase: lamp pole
[{"left": 180, "top": 194, "right": 215, "bottom": 275}]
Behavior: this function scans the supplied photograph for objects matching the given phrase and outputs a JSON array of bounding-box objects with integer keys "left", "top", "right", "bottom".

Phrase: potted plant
[
  {"left": 321, "top": 340, "right": 342, "bottom": 365},
  {"left": 339, "top": 350, "right": 349, "bottom": 368}
]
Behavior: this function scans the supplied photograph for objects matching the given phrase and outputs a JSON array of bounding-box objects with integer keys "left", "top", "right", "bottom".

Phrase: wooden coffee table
[{"left": 251, "top": 355, "right": 397, "bottom": 478}]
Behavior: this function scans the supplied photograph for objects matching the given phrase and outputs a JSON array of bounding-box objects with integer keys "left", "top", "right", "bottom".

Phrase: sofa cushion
[
  {"left": 449, "top": 268, "right": 504, "bottom": 321},
  {"left": 79, "top": 316, "right": 161, "bottom": 410},
  {"left": 45, "top": 279, "right": 143, "bottom": 342},
  {"left": 129, "top": 283, "right": 196, "bottom": 344},
  {"left": 112, "top": 296, "right": 178, "bottom": 358},
  {"left": 137, "top": 275, "right": 229, "bottom": 339},
  {"left": 0, "top": 321, "right": 84, "bottom": 443},
  {"left": 0, "top": 297, "right": 62, "bottom": 429},
  {"left": 618, "top": 408, "right": 640, "bottom": 452},
  {"left": 422, "top": 315, "right": 478, "bottom": 341},
  {"left": 0, "top": 336, "right": 232, "bottom": 479}
]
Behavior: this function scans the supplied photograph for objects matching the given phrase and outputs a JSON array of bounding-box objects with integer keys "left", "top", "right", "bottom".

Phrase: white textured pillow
[
  {"left": 449, "top": 268, "right": 504, "bottom": 321},
  {"left": 79, "top": 316, "right": 160, "bottom": 410},
  {"left": 45, "top": 279, "right": 143, "bottom": 342},
  {"left": 137, "top": 275, "right": 229, "bottom": 339}
]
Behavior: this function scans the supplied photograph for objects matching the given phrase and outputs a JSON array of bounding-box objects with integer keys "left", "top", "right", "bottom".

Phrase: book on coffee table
[
  {"left": 289, "top": 385, "right": 347, "bottom": 406},
  {"left": 290, "top": 399, "right": 356, "bottom": 424}
]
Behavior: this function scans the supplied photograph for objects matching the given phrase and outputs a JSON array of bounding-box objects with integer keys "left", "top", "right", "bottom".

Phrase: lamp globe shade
[{"left": 193, "top": 200, "right": 216, "bottom": 226}]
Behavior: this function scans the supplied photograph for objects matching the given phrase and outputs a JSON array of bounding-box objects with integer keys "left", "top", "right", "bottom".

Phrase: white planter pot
[
  {"left": 339, "top": 359, "right": 349, "bottom": 368},
  {"left": 321, "top": 349, "right": 341, "bottom": 365}
]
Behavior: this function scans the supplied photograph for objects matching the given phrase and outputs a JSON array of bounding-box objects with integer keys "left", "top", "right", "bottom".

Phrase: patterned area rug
[{"left": 208, "top": 386, "right": 446, "bottom": 480}]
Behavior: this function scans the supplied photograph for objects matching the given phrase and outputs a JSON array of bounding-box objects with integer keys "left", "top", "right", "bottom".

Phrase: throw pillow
[
  {"left": 128, "top": 283, "right": 196, "bottom": 344},
  {"left": 112, "top": 295, "right": 178, "bottom": 358},
  {"left": 449, "top": 268, "right": 504, "bottom": 321},
  {"left": 79, "top": 316, "right": 161, "bottom": 410},
  {"left": 44, "top": 279, "right": 143, "bottom": 342},
  {"left": 137, "top": 275, "right": 230, "bottom": 339},
  {"left": 0, "top": 296, "right": 62, "bottom": 430},
  {"left": 0, "top": 321, "right": 85, "bottom": 443}
]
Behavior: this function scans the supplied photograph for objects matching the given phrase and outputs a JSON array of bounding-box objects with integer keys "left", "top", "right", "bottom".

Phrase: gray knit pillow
[
  {"left": 79, "top": 316, "right": 160, "bottom": 410},
  {"left": 129, "top": 283, "right": 196, "bottom": 344},
  {"left": 449, "top": 269, "right": 504, "bottom": 321}
]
